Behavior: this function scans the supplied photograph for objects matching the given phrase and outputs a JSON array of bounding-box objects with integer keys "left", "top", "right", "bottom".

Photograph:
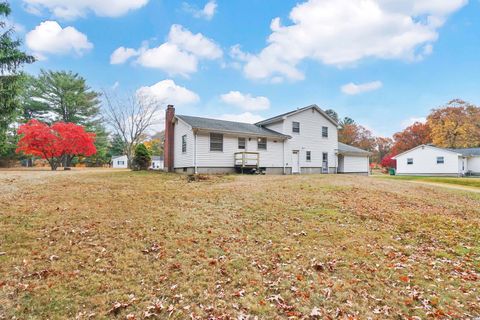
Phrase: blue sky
[{"left": 9, "top": 0, "right": 480, "bottom": 136}]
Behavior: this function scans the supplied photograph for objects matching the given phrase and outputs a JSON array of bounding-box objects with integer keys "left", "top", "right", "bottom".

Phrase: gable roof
[
  {"left": 392, "top": 144, "right": 462, "bottom": 159},
  {"left": 112, "top": 155, "right": 127, "bottom": 160},
  {"left": 337, "top": 142, "right": 372, "bottom": 156},
  {"left": 176, "top": 115, "right": 290, "bottom": 139},
  {"left": 255, "top": 104, "right": 339, "bottom": 127},
  {"left": 449, "top": 147, "right": 480, "bottom": 157}
]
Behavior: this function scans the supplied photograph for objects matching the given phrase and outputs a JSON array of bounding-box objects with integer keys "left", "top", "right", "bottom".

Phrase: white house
[
  {"left": 112, "top": 155, "right": 128, "bottom": 169},
  {"left": 150, "top": 156, "right": 164, "bottom": 170},
  {"left": 393, "top": 144, "right": 480, "bottom": 176},
  {"left": 163, "top": 104, "right": 371, "bottom": 175}
]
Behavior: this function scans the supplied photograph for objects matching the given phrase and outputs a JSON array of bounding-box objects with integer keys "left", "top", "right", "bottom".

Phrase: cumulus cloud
[
  {"left": 112, "top": 24, "right": 222, "bottom": 76},
  {"left": 235, "top": 0, "right": 467, "bottom": 82},
  {"left": 136, "top": 80, "right": 200, "bottom": 106},
  {"left": 22, "top": 0, "right": 149, "bottom": 20},
  {"left": 212, "top": 112, "right": 264, "bottom": 124},
  {"left": 341, "top": 81, "right": 383, "bottom": 95},
  {"left": 220, "top": 91, "right": 270, "bottom": 111},
  {"left": 183, "top": 0, "right": 217, "bottom": 20},
  {"left": 110, "top": 47, "right": 139, "bottom": 64},
  {"left": 25, "top": 21, "right": 93, "bottom": 59}
]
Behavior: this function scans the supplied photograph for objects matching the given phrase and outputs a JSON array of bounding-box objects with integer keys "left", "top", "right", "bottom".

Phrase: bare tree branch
[{"left": 103, "top": 91, "right": 162, "bottom": 167}]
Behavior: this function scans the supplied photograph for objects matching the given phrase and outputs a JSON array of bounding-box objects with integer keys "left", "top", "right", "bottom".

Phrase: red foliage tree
[
  {"left": 380, "top": 153, "right": 397, "bottom": 169},
  {"left": 391, "top": 122, "right": 431, "bottom": 155},
  {"left": 16, "top": 119, "right": 96, "bottom": 170}
]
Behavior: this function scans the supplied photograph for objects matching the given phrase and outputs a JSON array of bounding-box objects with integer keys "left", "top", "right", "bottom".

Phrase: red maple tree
[
  {"left": 380, "top": 153, "right": 397, "bottom": 169},
  {"left": 16, "top": 119, "right": 96, "bottom": 170}
]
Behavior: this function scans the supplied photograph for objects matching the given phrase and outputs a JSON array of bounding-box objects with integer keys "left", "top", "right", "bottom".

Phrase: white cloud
[
  {"left": 236, "top": 0, "right": 467, "bottom": 82},
  {"left": 183, "top": 0, "right": 217, "bottom": 20},
  {"left": 136, "top": 80, "right": 200, "bottom": 106},
  {"left": 22, "top": 0, "right": 149, "bottom": 20},
  {"left": 25, "top": 21, "right": 93, "bottom": 59},
  {"left": 401, "top": 116, "right": 427, "bottom": 128},
  {"left": 136, "top": 43, "right": 198, "bottom": 76},
  {"left": 220, "top": 91, "right": 270, "bottom": 111},
  {"left": 115, "top": 24, "right": 222, "bottom": 76},
  {"left": 213, "top": 112, "right": 264, "bottom": 124},
  {"left": 112, "top": 81, "right": 120, "bottom": 90},
  {"left": 341, "top": 81, "right": 383, "bottom": 95},
  {"left": 110, "top": 47, "right": 138, "bottom": 64},
  {"left": 168, "top": 24, "right": 222, "bottom": 60}
]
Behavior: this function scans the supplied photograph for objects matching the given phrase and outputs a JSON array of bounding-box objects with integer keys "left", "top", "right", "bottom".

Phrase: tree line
[
  {"left": 0, "top": 2, "right": 163, "bottom": 169},
  {"left": 326, "top": 99, "right": 480, "bottom": 166}
]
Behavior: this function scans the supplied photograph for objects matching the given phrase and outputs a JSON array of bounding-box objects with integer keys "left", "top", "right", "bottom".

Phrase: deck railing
[{"left": 234, "top": 152, "right": 260, "bottom": 168}]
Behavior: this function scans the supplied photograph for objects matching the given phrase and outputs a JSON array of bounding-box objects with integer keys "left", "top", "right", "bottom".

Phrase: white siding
[
  {"left": 264, "top": 108, "right": 338, "bottom": 170},
  {"left": 173, "top": 119, "right": 194, "bottom": 168},
  {"left": 112, "top": 155, "right": 128, "bottom": 168},
  {"left": 195, "top": 133, "right": 284, "bottom": 168},
  {"left": 340, "top": 155, "right": 369, "bottom": 173},
  {"left": 468, "top": 156, "right": 480, "bottom": 173},
  {"left": 395, "top": 146, "right": 461, "bottom": 175}
]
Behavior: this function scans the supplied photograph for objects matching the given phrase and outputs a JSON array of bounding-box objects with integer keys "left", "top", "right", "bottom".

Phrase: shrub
[{"left": 132, "top": 143, "right": 151, "bottom": 171}]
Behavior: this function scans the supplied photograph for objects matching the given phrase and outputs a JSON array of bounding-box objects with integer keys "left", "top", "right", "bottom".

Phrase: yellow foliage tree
[{"left": 427, "top": 99, "right": 480, "bottom": 148}]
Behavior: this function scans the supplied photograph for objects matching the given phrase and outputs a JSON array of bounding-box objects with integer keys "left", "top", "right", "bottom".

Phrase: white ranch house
[
  {"left": 163, "top": 105, "right": 371, "bottom": 175},
  {"left": 393, "top": 144, "right": 480, "bottom": 176}
]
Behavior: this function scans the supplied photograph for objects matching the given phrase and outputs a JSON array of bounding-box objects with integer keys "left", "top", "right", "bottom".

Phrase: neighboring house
[
  {"left": 393, "top": 145, "right": 480, "bottom": 176},
  {"left": 163, "top": 104, "right": 371, "bottom": 175},
  {"left": 112, "top": 155, "right": 128, "bottom": 169},
  {"left": 337, "top": 143, "right": 372, "bottom": 174},
  {"left": 150, "top": 156, "right": 164, "bottom": 170}
]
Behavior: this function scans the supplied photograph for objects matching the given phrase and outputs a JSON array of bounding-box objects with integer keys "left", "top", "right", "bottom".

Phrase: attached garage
[{"left": 337, "top": 142, "right": 371, "bottom": 175}]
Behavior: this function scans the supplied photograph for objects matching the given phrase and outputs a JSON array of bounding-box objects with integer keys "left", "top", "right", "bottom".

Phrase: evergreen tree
[
  {"left": 132, "top": 143, "right": 151, "bottom": 171},
  {"left": 109, "top": 133, "right": 126, "bottom": 156},
  {"left": 0, "top": 2, "right": 35, "bottom": 155},
  {"left": 27, "top": 70, "right": 101, "bottom": 126}
]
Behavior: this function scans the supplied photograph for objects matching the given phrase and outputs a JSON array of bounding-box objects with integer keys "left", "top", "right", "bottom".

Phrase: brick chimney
[{"left": 164, "top": 105, "right": 175, "bottom": 172}]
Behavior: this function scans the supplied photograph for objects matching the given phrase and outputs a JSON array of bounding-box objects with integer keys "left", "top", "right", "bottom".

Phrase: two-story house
[{"left": 163, "top": 104, "right": 371, "bottom": 174}]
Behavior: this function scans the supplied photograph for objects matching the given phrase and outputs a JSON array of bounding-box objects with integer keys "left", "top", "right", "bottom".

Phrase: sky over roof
[{"left": 10, "top": 0, "right": 480, "bottom": 137}]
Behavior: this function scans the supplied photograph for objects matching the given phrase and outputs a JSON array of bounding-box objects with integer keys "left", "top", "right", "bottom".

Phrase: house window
[
  {"left": 407, "top": 158, "right": 413, "bottom": 165},
  {"left": 322, "top": 152, "right": 328, "bottom": 162},
  {"left": 322, "top": 126, "right": 328, "bottom": 138},
  {"left": 306, "top": 151, "right": 311, "bottom": 161},
  {"left": 257, "top": 137, "right": 267, "bottom": 150},
  {"left": 292, "top": 121, "right": 300, "bottom": 133},
  {"left": 182, "top": 135, "right": 187, "bottom": 153},
  {"left": 238, "top": 137, "right": 246, "bottom": 149},
  {"left": 437, "top": 156, "right": 444, "bottom": 164},
  {"left": 210, "top": 133, "right": 223, "bottom": 151},
  {"left": 117, "top": 161, "right": 125, "bottom": 165}
]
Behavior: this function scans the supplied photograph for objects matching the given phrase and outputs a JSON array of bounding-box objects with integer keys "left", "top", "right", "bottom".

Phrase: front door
[
  {"left": 322, "top": 152, "right": 328, "bottom": 174},
  {"left": 292, "top": 151, "right": 300, "bottom": 174}
]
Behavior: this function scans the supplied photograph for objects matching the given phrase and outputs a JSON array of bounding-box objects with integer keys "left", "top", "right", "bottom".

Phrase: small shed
[
  {"left": 337, "top": 143, "right": 371, "bottom": 175},
  {"left": 112, "top": 155, "right": 128, "bottom": 169},
  {"left": 150, "top": 156, "right": 164, "bottom": 170}
]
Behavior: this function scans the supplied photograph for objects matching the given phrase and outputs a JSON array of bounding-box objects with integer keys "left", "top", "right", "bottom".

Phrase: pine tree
[
  {"left": 0, "top": 2, "right": 35, "bottom": 155},
  {"left": 132, "top": 143, "right": 151, "bottom": 171}
]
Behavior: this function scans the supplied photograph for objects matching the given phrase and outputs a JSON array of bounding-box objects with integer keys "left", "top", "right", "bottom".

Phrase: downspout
[
  {"left": 194, "top": 130, "right": 198, "bottom": 174},
  {"left": 283, "top": 139, "right": 286, "bottom": 175}
]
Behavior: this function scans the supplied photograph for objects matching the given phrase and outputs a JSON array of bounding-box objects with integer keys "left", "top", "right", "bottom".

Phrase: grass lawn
[
  {"left": 1, "top": 170, "right": 479, "bottom": 319},
  {"left": 380, "top": 175, "right": 480, "bottom": 189}
]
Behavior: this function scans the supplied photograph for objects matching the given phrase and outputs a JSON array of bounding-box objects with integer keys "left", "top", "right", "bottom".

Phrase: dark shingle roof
[
  {"left": 449, "top": 148, "right": 480, "bottom": 156},
  {"left": 338, "top": 142, "right": 371, "bottom": 155},
  {"left": 151, "top": 156, "right": 163, "bottom": 161},
  {"left": 255, "top": 104, "right": 339, "bottom": 127},
  {"left": 176, "top": 115, "right": 289, "bottom": 139}
]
